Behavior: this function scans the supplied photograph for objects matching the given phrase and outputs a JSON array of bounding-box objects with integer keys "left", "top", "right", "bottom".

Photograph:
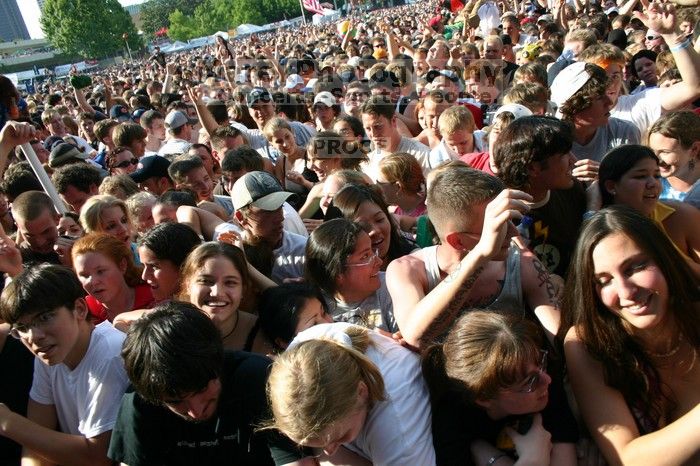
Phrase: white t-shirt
[
  {"left": 158, "top": 138, "right": 191, "bottom": 157},
  {"left": 29, "top": 322, "right": 129, "bottom": 438},
  {"left": 368, "top": 137, "right": 431, "bottom": 180},
  {"left": 611, "top": 88, "right": 662, "bottom": 136},
  {"left": 288, "top": 322, "right": 436, "bottom": 466},
  {"left": 571, "top": 117, "right": 641, "bottom": 162},
  {"left": 429, "top": 132, "right": 485, "bottom": 168},
  {"left": 271, "top": 230, "right": 307, "bottom": 284}
]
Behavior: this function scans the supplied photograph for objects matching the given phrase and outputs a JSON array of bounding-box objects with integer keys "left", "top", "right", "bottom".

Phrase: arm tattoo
[
  {"left": 532, "top": 257, "right": 560, "bottom": 307},
  {"left": 422, "top": 265, "right": 485, "bottom": 344}
]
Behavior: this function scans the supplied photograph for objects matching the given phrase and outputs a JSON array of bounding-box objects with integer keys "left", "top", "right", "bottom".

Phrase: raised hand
[{"left": 473, "top": 189, "right": 532, "bottom": 260}]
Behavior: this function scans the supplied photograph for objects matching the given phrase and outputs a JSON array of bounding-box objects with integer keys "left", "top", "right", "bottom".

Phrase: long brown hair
[
  {"left": 562, "top": 206, "right": 700, "bottom": 421},
  {"left": 71, "top": 232, "right": 143, "bottom": 287}
]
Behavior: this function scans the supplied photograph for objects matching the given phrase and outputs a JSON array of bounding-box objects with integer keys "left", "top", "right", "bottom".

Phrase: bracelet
[
  {"left": 670, "top": 38, "right": 691, "bottom": 53},
  {"left": 487, "top": 453, "right": 508, "bottom": 465}
]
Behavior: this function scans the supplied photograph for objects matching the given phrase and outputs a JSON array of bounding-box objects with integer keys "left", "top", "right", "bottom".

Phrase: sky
[{"left": 17, "top": 0, "right": 146, "bottom": 39}]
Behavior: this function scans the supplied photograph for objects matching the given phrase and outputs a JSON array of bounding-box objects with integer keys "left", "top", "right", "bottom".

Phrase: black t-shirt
[
  {"left": 20, "top": 246, "right": 61, "bottom": 267},
  {"left": 0, "top": 336, "right": 34, "bottom": 466},
  {"left": 526, "top": 184, "right": 586, "bottom": 278},
  {"left": 431, "top": 364, "right": 578, "bottom": 466},
  {"left": 108, "top": 351, "right": 306, "bottom": 466}
]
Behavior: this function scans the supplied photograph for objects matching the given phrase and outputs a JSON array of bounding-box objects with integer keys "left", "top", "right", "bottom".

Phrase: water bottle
[{"left": 517, "top": 215, "right": 533, "bottom": 247}]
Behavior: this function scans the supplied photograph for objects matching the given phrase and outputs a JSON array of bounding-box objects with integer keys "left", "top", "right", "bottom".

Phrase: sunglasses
[
  {"left": 646, "top": 35, "right": 661, "bottom": 41},
  {"left": 518, "top": 350, "right": 548, "bottom": 393},
  {"left": 113, "top": 157, "right": 138, "bottom": 169}
]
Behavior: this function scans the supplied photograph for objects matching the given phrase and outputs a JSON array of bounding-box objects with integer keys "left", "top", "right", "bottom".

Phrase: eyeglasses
[
  {"left": 518, "top": 350, "right": 548, "bottom": 393},
  {"left": 10, "top": 310, "right": 59, "bottom": 339},
  {"left": 346, "top": 249, "right": 380, "bottom": 267},
  {"left": 113, "top": 157, "right": 138, "bottom": 169},
  {"left": 646, "top": 35, "right": 661, "bottom": 41}
]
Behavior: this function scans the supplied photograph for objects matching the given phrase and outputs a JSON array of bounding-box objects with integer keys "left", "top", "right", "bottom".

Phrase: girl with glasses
[
  {"left": 305, "top": 218, "right": 397, "bottom": 333},
  {"left": 563, "top": 206, "right": 700, "bottom": 465},
  {"left": 423, "top": 310, "right": 578, "bottom": 466}
]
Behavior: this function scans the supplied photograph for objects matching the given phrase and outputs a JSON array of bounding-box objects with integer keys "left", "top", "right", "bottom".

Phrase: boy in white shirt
[{"left": 0, "top": 264, "right": 128, "bottom": 466}]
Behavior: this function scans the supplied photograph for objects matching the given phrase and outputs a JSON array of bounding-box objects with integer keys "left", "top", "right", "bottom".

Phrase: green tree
[
  {"left": 140, "top": 0, "right": 203, "bottom": 38},
  {"left": 167, "top": 0, "right": 301, "bottom": 40},
  {"left": 41, "top": 0, "right": 143, "bottom": 58}
]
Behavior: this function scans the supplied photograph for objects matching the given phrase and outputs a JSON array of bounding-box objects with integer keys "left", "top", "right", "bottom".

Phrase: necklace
[
  {"left": 649, "top": 333, "right": 684, "bottom": 358},
  {"left": 221, "top": 311, "right": 240, "bottom": 341}
]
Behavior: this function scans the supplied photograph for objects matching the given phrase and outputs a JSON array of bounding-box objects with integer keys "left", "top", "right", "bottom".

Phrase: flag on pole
[{"left": 302, "top": 0, "right": 325, "bottom": 15}]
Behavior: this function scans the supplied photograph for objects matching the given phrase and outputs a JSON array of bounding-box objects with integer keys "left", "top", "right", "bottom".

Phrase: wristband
[
  {"left": 670, "top": 38, "right": 691, "bottom": 53},
  {"left": 488, "top": 453, "right": 508, "bottom": 465}
]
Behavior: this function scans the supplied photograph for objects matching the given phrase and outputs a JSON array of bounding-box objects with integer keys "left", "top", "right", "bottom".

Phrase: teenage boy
[
  {"left": 0, "top": 264, "right": 129, "bottom": 466},
  {"left": 108, "top": 301, "right": 312, "bottom": 466}
]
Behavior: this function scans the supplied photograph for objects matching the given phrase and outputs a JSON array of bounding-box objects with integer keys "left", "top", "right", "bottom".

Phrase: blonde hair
[
  {"left": 265, "top": 325, "right": 385, "bottom": 444},
  {"left": 379, "top": 152, "right": 425, "bottom": 194},
  {"left": 438, "top": 105, "right": 475, "bottom": 136},
  {"left": 262, "top": 117, "right": 292, "bottom": 140},
  {"left": 79, "top": 194, "right": 131, "bottom": 234}
]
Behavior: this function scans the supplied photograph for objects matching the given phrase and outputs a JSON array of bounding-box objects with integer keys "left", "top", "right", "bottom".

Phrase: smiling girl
[
  {"left": 563, "top": 206, "right": 700, "bottom": 465},
  {"left": 179, "top": 242, "right": 274, "bottom": 354}
]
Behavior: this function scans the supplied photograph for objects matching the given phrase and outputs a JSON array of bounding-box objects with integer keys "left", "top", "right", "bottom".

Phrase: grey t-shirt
[
  {"left": 324, "top": 272, "right": 397, "bottom": 333},
  {"left": 571, "top": 117, "right": 640, "bottom": 162}
]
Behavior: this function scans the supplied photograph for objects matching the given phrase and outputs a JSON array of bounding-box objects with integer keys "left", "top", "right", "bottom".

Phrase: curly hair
[{"left": 558, "top": 63, "right": 609, "bottom": 121}]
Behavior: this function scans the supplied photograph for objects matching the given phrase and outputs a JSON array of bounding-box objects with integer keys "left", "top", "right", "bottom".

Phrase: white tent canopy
[{"left": 236, "top": 24, "right": 265, "bottom": 35}]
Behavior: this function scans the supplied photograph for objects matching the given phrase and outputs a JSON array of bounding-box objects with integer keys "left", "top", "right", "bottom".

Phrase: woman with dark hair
[
  {"left": 597, "top": 144, "right": 700, "bottom": 275},
  {"left": 137, "top": 222, "right": 201, "bottom": 302},
  {"left": 423, "top": 309, "right": 578, "bottom": 466},
  {"left": 333, "top": 114, "right": 367, "bottom": 144},
  {"left": 257, "top": 283, "right": 332, "bottom": 351},
  {"left": 305, "top": 218, "right": 397, "bottom": 332},
  {"left": 563, "top": 206, "right": 700, "bottom": 465},
  {"left": 329, "top": 183, "right": 415, "bottom": 268},
  {"left": 630, "top": 49, "right": 658, "bottom": 94}
]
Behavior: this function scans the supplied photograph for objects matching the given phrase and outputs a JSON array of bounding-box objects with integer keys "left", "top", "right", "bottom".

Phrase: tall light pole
[{"left": 123, "top": 33, "right": 133, "bottom": 61}]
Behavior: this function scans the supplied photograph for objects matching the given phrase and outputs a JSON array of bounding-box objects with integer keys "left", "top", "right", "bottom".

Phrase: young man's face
[
  {"left": 60, "top": 184, "right": 95, "bottom": 214},
  {"left": 248, "top": 101, "right": 275, "bottom": 128},
  {"left": 162, "top": 378, "right": 222, "bottom": 422},
  {"left": 361, "top": 113, "right": 396, "bottom": 150},
  {"left": 181, "top": 167, "right": 214, "bottom": 202},
  {"left": 11, "top": 303, "right": 86, "bottom": 368},
  {"left": 148, "top": 118, "right": 166, "bottom": 140},
  {"left": 535, "top": 152, "right": 576, "bottom": 190},
  {"left": 238, "top": 206, "right": 285, "bottom": 247},
  {"left": 16, "top": 209, "right": 59, "bottom": 254},
  {"left": 444, "top": 129, "right": 474, "bottom": 157},
  {"left": 573, "top": 93, "right": 613, "bottom": 129}
]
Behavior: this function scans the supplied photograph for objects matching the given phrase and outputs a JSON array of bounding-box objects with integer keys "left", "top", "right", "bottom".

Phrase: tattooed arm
[
  {"left": 521, "top": 251, "right": 562, "bottom": 346},
  {"left": 387, "top": 189, "right": 533, "bottom": 349},
  {"left": 386, "top": 251, "right": 489, "bottom": 349}
]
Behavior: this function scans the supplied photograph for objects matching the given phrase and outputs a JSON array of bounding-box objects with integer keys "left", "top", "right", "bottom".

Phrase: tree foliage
[
  {"left": 140, "top": 0, "right": 203, "bottom": 38},
  {"left": 167, "top": 0, "right": 301, "bottom": 40},
  {"left": 41, "top": 0, "right": 143, "bottom": 59}
]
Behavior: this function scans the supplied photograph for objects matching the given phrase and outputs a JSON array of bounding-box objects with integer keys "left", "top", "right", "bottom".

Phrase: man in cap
[
  {"left": 284, "top": 74, "right": 305, "bottom": 94},
  {"left": 158, "top": 110, "right": 196, "bottom": 157},
  {"left": 109, "top": 105, "right": 132, "bottom": 123},
  {"left": 48, "top": 142, "right": 89, "bottom": 169},
  {"left": 129, "top": 155, "right": 174, "bottom": 195},
  {"left": 312, "top": 92, "right": 340, "bottom": 131},
  {"left": 230, "top": 171, "right": 306, "bottom": 283}
]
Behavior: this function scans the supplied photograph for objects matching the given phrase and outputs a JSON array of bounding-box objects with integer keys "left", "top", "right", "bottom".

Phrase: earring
[{"left": 611, "top": 190, "right": 617, "bottom": 195}]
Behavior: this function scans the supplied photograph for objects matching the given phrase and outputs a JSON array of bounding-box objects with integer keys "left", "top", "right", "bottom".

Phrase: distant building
[{"left": 0, "top": 0, "right": 31, "bottom": 42}]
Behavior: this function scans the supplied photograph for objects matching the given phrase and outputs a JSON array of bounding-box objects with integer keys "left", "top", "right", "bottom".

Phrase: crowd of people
[{"left": 0, "top": 0, "right": 699, "bottom": 463}]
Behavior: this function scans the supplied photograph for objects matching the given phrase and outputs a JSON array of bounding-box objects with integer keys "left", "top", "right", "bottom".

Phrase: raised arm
[
  {"left": 387, "top": 189, "right": 532, "bottom": 348},
  {"left": 564, "top": 328, "right": 700, "bottom": 465},
  {"left": 638, "top": 2, "right": 700, "bottom": 111}
]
